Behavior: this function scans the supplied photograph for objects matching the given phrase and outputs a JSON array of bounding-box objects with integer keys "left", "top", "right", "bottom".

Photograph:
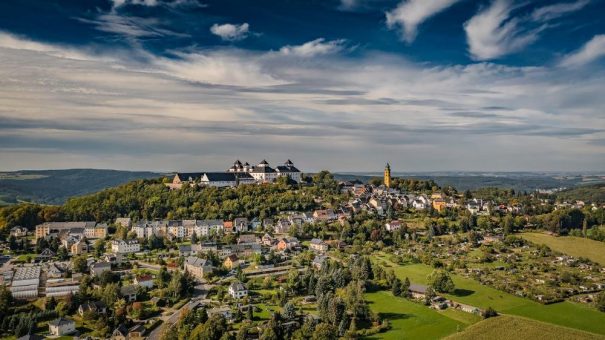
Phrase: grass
[
  {"left": 371, "top": 253, "right": 605, "bottom": 336},
  {"left": 520, "top": 232, "right": 605, "bottom": 266},
  {"left": 445, "top": 315, "right": 605, "bottom": 340},
  {"left": 365, "top": 291, "right": 467, "bottom": 340}
]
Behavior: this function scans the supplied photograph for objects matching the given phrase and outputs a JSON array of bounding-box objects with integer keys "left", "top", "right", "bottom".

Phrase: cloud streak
[
  {"left": 559, "top": 34, "right": 605, "bottom": 68},
  {"left": 386, "top": 0, "right": 460, "bottom": 43}
]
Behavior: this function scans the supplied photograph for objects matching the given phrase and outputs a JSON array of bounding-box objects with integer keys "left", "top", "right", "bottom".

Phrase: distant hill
[
  {"left": 0, "top": 169, "right": 163, "bottom": 205},
  {"left": 556, "top": 183, "right": 605, "bottom": 203},
  {"left": 333, "top": 172, "right": 604, "bottom": 192}
]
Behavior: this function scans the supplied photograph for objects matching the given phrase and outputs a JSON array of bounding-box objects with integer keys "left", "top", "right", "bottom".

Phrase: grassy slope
[
  {"left": 445, "top": 315, "right": 605, "bottom": 340},
  {"left": 365, "top": 291, "right": 466, "bottom": 340},
  {"left": 371, "top": 254, "right": 605, "bottom": 336},
  {"left": 520, "top": 232, "right": 605, "bottom": 266}
]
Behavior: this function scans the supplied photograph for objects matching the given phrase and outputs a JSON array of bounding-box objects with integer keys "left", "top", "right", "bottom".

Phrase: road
[{"left": 147, "top": 283, "right": 213, "bottom": 340}]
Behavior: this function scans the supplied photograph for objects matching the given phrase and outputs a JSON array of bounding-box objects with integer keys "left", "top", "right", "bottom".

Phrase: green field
[
  {"left": 520, "top": 232, "right": 605, "bottom": 266},
  {"left": 365, "top": 291, "right": 467, "bottom": 339},
  {"left": 445, "top": 315, "right": 605, "bottom": 340},
  {"left": 371, "top": 253, "right": 605, "bottom": 336}
]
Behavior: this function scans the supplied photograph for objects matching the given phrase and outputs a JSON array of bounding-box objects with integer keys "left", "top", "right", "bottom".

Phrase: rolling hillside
[{"left": 0, "top": 169, "right": 162, "bottom": 205}]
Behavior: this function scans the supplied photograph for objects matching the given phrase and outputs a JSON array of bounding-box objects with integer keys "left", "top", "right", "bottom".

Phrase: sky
[{"left": 0, "top": 0, "right": 604, "bottom": 172}]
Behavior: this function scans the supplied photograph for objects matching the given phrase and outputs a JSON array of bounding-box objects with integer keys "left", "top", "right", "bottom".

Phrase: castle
[{"left": 167, "top": 159, "right": 302, "bottom": 189}]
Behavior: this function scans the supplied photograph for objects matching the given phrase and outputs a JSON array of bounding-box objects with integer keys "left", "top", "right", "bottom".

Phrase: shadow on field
[
  {"left": 379, "top": 312, "right": 411, "bottom": 320},
  {"left": 452, "top": 288, "right": 474, "bottom": 297}
]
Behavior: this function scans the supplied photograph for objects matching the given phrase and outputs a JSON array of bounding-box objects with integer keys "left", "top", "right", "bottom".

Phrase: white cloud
[
  {"left": 464, "top": 0, "right": 541, "bottom": 61},
  {"left": 531, "top": 0, "right": 590, "bottom": 22},
  {"left": 210, "top": 23, "right": 250, "bottom": 41},
  {"left": 0, "top": 33, "right": 603, "bottom": 171},
  {"left": 0, "top": 31, "right": 93, "bottom": 61},
  {"left": 559, "top": 35, "right": 605, "bottom": 68},
  {"left": 386, "top": 0, "right": 460, "bottom": 43},
  {"left": 279, "top": 38, "right": 346, "bottom": 57}
]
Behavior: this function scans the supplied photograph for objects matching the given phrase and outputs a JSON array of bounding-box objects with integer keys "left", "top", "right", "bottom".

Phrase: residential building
[
  {"left": 111, "top": 239, "right": 140, "bottom": 254},
  {"left": 120, "top": 285, "right": 138, "bottom": 302},
  {"left": 134, "top": 274, "right": 154, "bottom": 289},
  {"left": 78, "top": 301, "right": 107, "bottom": 316},
  {"left": 9, "top": 226, "right": 28, "bottom": 237},
  {"left": 277, "top": 237, "right": 300, "bottom": 251},
  {"left": 223, "top": 254, "right": 240, "bottom": 270},
  {"left": 48, "top": 318, "right": 75, "bottom": 336},
  {"left": 385, "top": 220, "right": 401, "bottom": 232},
  {"left": 35, "top": 221, "right": 96, "bottom": 240},
  {"left": 313, "top": 209, "right": 337, "bottom": 222},
  {"left": 70, "top": 239, "right": 88, "bottom": 255},
  {"left": 115, "top": 217, "right": 131, "bottom": 228},
  {"left": 90, "top": 261, "right": 111, "bottom": 276},
  {"left": 184, "top": 256, "right": 214, "bottom": 281},
  {"left": 228, "top": 281, "right": 248, "bottom": 299},
  {"left": 309, "top": 238, "right": 328, "bottom": 253}
]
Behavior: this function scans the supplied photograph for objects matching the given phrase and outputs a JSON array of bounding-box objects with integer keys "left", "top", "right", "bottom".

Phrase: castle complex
[{"left": 167, "top": 159, "right": 302, "bottom": 189}]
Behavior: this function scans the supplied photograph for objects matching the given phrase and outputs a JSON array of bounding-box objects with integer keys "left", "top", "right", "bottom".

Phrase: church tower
[{"left": 384, "top": 163, "right": 391, "bottom": 188}]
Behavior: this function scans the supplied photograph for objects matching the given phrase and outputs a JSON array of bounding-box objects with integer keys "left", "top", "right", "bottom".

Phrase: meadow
[
  {"left": 365, "top": 291, "right": 467, "bottom": 340},
  {"left": 445, "top": 315, "right": 605, "bottom": 340},
  {"left": 371, "top": 253, "right": 605, "bottom": 336},
  {"left": 520, "top": 232, "right": 605, "bottom": 266}
]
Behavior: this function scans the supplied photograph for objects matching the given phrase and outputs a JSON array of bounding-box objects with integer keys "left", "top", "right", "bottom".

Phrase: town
[{"left": 0, "top": 162, "right": 604, "bottom": 340}]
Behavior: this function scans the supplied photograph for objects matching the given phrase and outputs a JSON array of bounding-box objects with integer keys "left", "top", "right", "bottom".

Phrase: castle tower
[{"left": 384, "top": 163, "right": 391, "bottom": 188}]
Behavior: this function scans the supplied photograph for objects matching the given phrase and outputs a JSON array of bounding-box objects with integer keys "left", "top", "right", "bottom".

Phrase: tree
[
  {"left": 313, "top": 323, "right": 336, "bottom": 340},
  {"left": 283, "top": 302, "right": 297, "bottom": 320},
  {"left": 502, "top": 214, "right": 514, "bottom": 235},
  {"left": 391, "top": 278, "right": 402, "bottom": 297},
  {"left": 57, "top": 246, "right": 69, "bottom": 260},
  {"left": 427, "top": 270, "right": 455, "bottom": 293},
  {"left": 482, "top": 306, "right": 498, "bottom": 318},
  {"left": 401, "top": 277, "right": 411, "bottom": 297},
  {"left": 72, "top": 255, "right": 88, "bottom": 274},
  {"left": 597, "top": 291, "right": 605, "bottom": 313},
  {"left": 424, "top": 286, "right": 436, "bottom": 306}
]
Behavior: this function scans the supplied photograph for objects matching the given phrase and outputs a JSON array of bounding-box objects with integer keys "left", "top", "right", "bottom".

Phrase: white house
[
  {"left": 385, "top": 220, "right": 402, "bottom": 232},
  {"left": 228, "top": 281, "right": 248, "bottom": 299},
  {"left": 111, "top": 239, "right": 140, "bottom": 254},
  {"left": 48, "top": 318, "right": 75, "bottom": 336}
]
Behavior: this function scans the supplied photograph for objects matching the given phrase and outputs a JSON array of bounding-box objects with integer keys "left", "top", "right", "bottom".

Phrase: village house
[
  {"left": 111, "top": 239, "right": 140, "bottom": 254},
  {"left": 78, "top": 301, "right": 107, "bottom": 316},
  {"left": 134, "top": 274, "right": 154, "bottom": 289},
  {"left": 70, "top": 239, "right": 88, "bottom": 255},
  {"left": 184, "top": 256, "right": 214, "bottom": 281},
  {"left": 120, "top": 285, "right": 138, "bottom": 302},
  {"left": 223, "top": 254, "right": 241, "bottom": 270},
  {"left": 313, "top": 209, "right": 337, "bottom": 222},
  {"left": 229, "top": 281, "right": 248, "bottom": 299},
  {"left": 409, "top": 284, "right": 428, "bottom": 299},
  {"left": 207, "top": 306, "right": 233, "bottom": 321},
  {"left": 9, "top": 226, "right": 28, "bottom": 237},
  {"left": 90, "top": 261, "right": 111, "bottom": 276},
  {"left": 385, "top": 220, "right": 402, "bottom": 232},
  {"left": 432, "top": 198, "right": 447, "bottom": 212},
  {"left": 262, "top": 233, "right": 275, "bottom": 246},
  {"left": 115, "top": 217, "right": 131, "bottom": 228},
  {"left": 313, "top": 255, "right": 328, "bottom": 270},
  {"left": 238, "top": 234, "right": 259, "bottom": 245},
  {"left": 277, "top": 237, "right": 300, "bottom": 251},
  {"left": 309, "top": 238, "right": 328, "bottom": 253},
  {"left": 48, "top": 318, "right": 75, "bottom": 336}
]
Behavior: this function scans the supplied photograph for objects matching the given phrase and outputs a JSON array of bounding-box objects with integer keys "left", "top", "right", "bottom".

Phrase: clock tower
[{"left": 384, "top": 163, "right": 391, "bottom": 188}]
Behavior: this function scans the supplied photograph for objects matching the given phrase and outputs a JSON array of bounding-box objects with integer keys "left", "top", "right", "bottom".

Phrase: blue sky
[{"left": 0, "top": 0, "right": 604, "bottom": 172}]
